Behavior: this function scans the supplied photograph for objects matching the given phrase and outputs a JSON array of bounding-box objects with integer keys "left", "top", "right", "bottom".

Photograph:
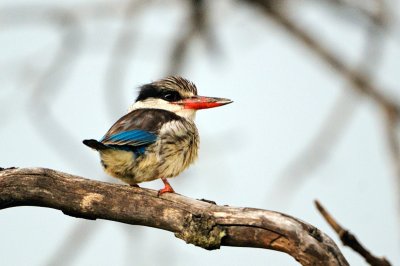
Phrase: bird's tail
[{"left": 83, "top": 139, "right": 109, "bottom": 151}]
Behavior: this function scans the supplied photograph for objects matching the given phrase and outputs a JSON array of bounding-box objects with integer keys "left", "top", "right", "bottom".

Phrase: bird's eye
[{"left": 161, "top": 91, "right": 181, "bottom": 102}]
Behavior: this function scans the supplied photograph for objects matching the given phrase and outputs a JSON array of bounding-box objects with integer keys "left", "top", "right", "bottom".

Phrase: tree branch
[
  {"left": 0, "top": 167, "right": 348, "bottom": 266},
  {"left": 315, "top": 200, "right": 392, "bottom": 266}
]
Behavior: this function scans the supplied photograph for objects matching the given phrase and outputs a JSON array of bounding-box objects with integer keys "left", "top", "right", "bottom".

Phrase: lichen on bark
[{"left": 175, "top": 213, "right": 226, "bottom": 250}]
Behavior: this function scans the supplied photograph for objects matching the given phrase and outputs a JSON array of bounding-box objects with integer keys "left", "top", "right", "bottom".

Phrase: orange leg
[{"left": 158, "top": 177, "right": 175, "bottom": 196}]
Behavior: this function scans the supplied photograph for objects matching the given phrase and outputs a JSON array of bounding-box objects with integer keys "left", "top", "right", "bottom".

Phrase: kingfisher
[{"left": 83, "top": 76, "right": 232, "bottom": 195}]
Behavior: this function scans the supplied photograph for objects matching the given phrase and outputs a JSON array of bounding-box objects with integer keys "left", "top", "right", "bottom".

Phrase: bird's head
[{"left": 129, "top": 76, "right": 232, "bottom": 120}]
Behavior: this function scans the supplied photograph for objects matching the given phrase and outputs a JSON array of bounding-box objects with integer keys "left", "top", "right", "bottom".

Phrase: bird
[{"left": 83, "top": 76, "right": 232, "bottom": 195}]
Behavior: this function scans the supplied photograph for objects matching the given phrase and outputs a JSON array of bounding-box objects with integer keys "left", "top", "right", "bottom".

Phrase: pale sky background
[{"left": 1, "top": 1, "right": 400, "bottom": 265}]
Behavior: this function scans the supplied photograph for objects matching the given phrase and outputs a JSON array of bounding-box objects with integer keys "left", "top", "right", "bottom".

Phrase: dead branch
[
  {"left": 0, "top": 167, "right": 348, "bottom": 266},
  {"left": 315, "top": 200, "right": 391, "bottom": 266}
]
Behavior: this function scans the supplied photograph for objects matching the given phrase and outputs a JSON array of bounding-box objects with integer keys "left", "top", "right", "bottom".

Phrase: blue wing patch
[{"left": 101, "top": 130, "right": 157, "bottom": 147}]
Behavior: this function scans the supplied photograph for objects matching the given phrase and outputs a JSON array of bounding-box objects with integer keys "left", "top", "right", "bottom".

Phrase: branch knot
[{"left": 175, "top": 213, "right": 226, "bottom": 250}]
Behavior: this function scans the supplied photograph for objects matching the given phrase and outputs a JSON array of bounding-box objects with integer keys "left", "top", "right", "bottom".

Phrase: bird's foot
[
  {"left": 130, "top": 184, "right": 140, "bottom": 188},
  {"left": 158, "top": 178, "right": 175, "bottom": 196}
]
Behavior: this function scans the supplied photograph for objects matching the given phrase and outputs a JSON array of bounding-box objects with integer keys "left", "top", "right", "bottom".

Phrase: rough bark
[{"left": 0, "top": 167, "right": 348, "bottom": 266}]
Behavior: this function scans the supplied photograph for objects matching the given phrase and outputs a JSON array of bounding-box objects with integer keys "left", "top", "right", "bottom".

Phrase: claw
[{"left": 158, "top": 178, "right": 175, "bottom": 196}]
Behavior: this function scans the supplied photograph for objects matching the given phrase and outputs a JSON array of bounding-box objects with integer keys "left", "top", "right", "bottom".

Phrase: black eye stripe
[
  {"left": 136, "top": 85, "right": 182, "bottom": 102},
  {"left": 136, "top": 84, "right": 159, "bottom": 102}
]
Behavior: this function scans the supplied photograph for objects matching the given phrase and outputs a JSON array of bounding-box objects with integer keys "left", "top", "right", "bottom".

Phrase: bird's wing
[
  {"left": 102, "top": 130, "right": 157, "bottom": 146},
  {"left": 101, "top": 108, "right": 183, "bottom": 148}
]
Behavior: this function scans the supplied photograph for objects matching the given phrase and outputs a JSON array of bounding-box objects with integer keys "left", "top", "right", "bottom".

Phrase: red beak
[{"left": 174, "top": 96, "right": 233, "bottom": 110}]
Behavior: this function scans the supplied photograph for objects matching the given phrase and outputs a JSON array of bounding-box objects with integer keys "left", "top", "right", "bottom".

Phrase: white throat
[{"left": 128, "top": 99, "right": 196, "bottom": 120}]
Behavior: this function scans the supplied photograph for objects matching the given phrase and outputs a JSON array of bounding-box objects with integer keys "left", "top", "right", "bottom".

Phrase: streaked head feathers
[{"left": 136, "top": 76, "right": 198, "bottom": 103}]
